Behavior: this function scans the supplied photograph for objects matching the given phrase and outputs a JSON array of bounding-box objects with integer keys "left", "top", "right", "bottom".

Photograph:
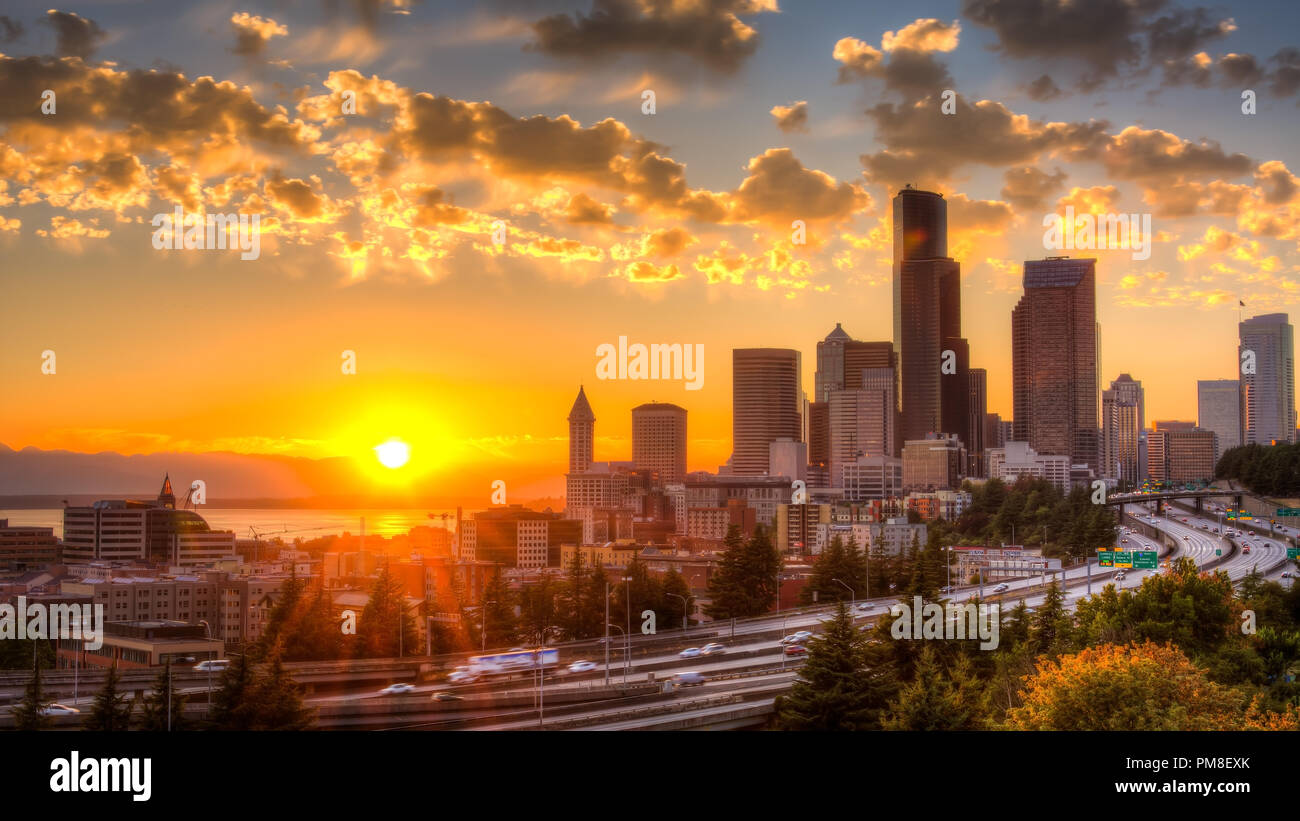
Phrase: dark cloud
[
  {"left": 770, "top": 100, "right": 808, "bottom": 132},
  {"left": 1103, "top": 126, "right": 1253, "bottom": 182},
  {"left": 0, "top": 16, "right": 23, "bottom": 43},
  {"left": 1000, "top": 165, "right": 1067, "bottom": 210},
  {"left": 1145, "top": 7, "right": 1235, "bottom": 61},
  {"left": 43, "top": 10, "right": 107, "bottom": 59},
  {"left": 1025, "top": 73, "right": 1062, "bottom": 101},
  {"left": 525, "top": 0, "right": 776, "bottom": 73},
  {"left": 833, "top": 20, "right": 960, "bottom": 101}
]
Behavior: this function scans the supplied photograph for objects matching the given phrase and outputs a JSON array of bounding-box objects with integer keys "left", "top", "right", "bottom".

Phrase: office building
[
  {"left": 768, "top": 438, "right": 807, "bottom": 482},
  {"left": 893, "top": 187, "right": 963, "bottom": 443},
  {"left": 988, "top": 441, "right": 1071, "bottom": 494},
  {"left": 0, "top": 520, "right": 59, "bottom": 572},
  {"left": 459, "top": 506, "right": 582, "bottom": 568},
  {"left": 967, "top": 368, "right": 987, "bottom": 477},
  {"left": 632, "top": 402, "right": 687, "bottom": 483},
  {"left": 732, "top": 348, "right": 802, "bottom": 475},
  {"left": 1011, "top": 257, "right": 1099, "bottom": 472},
  {"left": 1198, "top": 379, "right": 1241, "bottom": 460},
  {"left": 902, "top": 434, "right": 965, "bottom": 490},
  {"left": 1239, "top": 313, "right": 1296, "bottom": 445},
  {"left": 567, "top": 386, "right": 596, "bottom": 474},
  {"left": 840, "top": 455, "right": 904, "bottom": 502},
  {"left": 1102, "top": 374, "right": 1144, "bottom": 483}
]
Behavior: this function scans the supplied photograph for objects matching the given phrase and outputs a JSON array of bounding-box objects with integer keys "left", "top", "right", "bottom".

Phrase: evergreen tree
[
  {"left": 705, "top": 526, "right": 780, "bottom": 619},
  {"left": 776, "top": 601, "right": 894, "bottom": 730},
  {"left": 357, "top": 565, "right": 417, "bottom": 658},
  {"left": 481, "top": 570, "right": 518, "bottom": 650},
  {"left": 882, "top": 646, "right": 986, "bottom": 730},
  {"left": 248, "top": 641, "right": 315, "bottom": 730},
  {"left": 209, "top": 653, "right": 257, "bottom": 730},
  {"left": 83, "top": 664, "right": 134, "bottom": 731},
  {"left": 12, "top": 657, "right": 52, "bottom": 730},
  {"left": 519, "top": 572, "right": 559, "bottom": 644},
  {"left": 138, "top": 660, "right": 187, "bottom": 731},
  {"left": 661, "top": 568, "right": 692, "bottom": 630}
]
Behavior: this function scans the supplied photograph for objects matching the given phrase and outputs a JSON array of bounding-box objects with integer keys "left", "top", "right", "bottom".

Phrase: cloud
[
  {"left": 728, "top": 148, "right": 870, "bottom": 226},
  {"left": 231, "top": 13, "right": 288, "bottom": 57},
  {"left": 770, "top": 100, "right": 808, "bottom": 132},
  {"left": 1000, "top": 165, "right": 1067, "bottom": 210},
  {"left": 525, "top": 0, "right": 779, "bottom": 73},
  {"left": 833, "top": 19, "right": 960, "bottom": 99},
  {"left": 0, "top": 16, "right": 23, "bottom": 43},
  {"left": 42, "top": 10, "right": 107, "bottom": 60},
  {"left": 36, "top": 215, "right": 109, "bottom": 239},
  {"left": 1025, "top": 73, "right": 1062, "bottom": 101}
]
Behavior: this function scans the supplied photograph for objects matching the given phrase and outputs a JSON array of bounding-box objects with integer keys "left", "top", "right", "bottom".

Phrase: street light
[
  {"left": 605, "top": 624, "right": 626, "bottom": 685},
  {"left": 198, "top": 619, "right": 213, "bottom": 715},
  {"left": 666, "top": 593, "right": 691, "bottom": 636},
  {"left": 831, "top": 578, "right": 854, "bottom": 610}
]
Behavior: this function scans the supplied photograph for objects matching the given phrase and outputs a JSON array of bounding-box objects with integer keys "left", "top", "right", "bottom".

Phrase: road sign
[
  {"left": 1112, "top": 551, "right": 1133, "bottom": 568},
  {"left": 1133, "top": 551, "right": 1158, "bottom": 569},
  {"left": 1288, "top": 547, "right": 1300, "bottom": 560},
  {"left": 1215, "top": 549, "right": 1222, "bottom": 556},
  {"left": 1098, "top": 549, "right": 1113, "bottom": 567},
  {"left": 1277, "top": 508, "right": 1300, "bottom": 517}
]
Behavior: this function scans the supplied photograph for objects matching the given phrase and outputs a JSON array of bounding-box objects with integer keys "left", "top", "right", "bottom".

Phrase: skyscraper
[
  {"left": 827, "top": 368, "right": 896, "bottom": 485},
  {"left": 967, "top": 368, "right": 987, "bottom": 477},
  {"left": 732, "top": 348, "right": 802, "bottom": 475},
  {"left": 1011, "top": 257, "right": 1099, "bottom": 472},
  {"left": 1197, "top": 379, "right": 1240, "bottom": 461},
  {"left": 892, "top": 186, "right": 964, "bottom": 444},
  {"left": 632, "top": 402, "right": 687, "bottom": 483},
  {"left": 1239, "top": 313, "right": 1296, "bottom": 445},
  {"left": 815, "top": 323, "right": 852, "bottom": 402},
  {"left": 567, "top": 386, "right": 595, "bottom": 474},
  {"left": 1102, "top": 374, "right": 1143, "bottom": 482}
]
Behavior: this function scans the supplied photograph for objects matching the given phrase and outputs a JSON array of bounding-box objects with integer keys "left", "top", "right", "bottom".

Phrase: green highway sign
[
  {"left": 1288, "top": 547, "right": 1300, "bottom": 560},
  {"left": 1098, "top": 549, "right": 1114, "bottom": 568},
  {"left": 1112, "top": 551, "right": 1133, "bottom": 568},
  {"left": 1133, "top": 551, "right": 1158, "bottom": 569},
  {"left": 1216, "top": 549, "right": 1222, "bottom": 556},
  {"left": 1277, "top": 508, "right": 1300, "bottom": 517}
]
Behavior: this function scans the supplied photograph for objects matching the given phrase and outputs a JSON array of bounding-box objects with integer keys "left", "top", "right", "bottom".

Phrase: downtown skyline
[{"left": 2, "top": 1, "right": 1299, "bottom": 503}]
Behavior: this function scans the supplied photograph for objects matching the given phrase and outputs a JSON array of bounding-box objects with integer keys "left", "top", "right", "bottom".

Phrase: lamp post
[
  {"left": 666, "top": 592, "right": 691, "bottom": 637},
  {"left": 198, "top": 619, "right": 213, "bottom": 715},
  {"left": 605, "top": 624, "right": 626, "bottom": 685},
  {"left": 831, "top": 578, "right": 854, "bottom": 610}
]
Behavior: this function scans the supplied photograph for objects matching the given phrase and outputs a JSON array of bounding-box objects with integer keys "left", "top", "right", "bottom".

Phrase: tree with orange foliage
[{"left": 1006, "top": 640, "right": 1296, "bottom": 731}]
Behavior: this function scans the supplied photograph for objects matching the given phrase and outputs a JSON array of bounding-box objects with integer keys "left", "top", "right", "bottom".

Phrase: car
[
  {"left": 939, "top": 586, "right": 954, "bottom": 594},
  {"left": 700, "top": 643, "right": 726, "bottom": 656},
  {"left": 856, "top": 601, "right": 874, "bottom": 610},
  {"left": 567, "top": 660, "right": 597, "bottom": 673},
  {"left": 792, "top": 630, "right": 813, "bottom": 641},
  {"left": 1121, "top": 538, "right": 1129, "bottom": 544},
  {"left": 447, "top": 671, "right": 479, "bottom": 684},
  {"left": 432, "top": 692, "right": 464, "bottom": 702},
  {"left": 379, "top": 683, "right": 415, "bottom": 695},
  {"left": 778, "top": 634, "right": 801, "bottom": 644},
  {"left": 194, "top": 659, "right": 230, "bottom": 672},
  {"left": 1281, "top": 572, "right": 1291, "bottom": 579},
  {"left": 993, "top": 583, "right": 1010, "bottom": 593},
  {"left": 1114, "top": 572, "right": 1127, "bottom": 581},
  {"left": 784, "top": 645, "right": 807, "bottom": 656},
  {"left": 672, "top": 671, "right": 706, "bottom": 687},
  {"left": 36, "top": 703, "right": 80, "bottom": 716},
  {"left": 678, "top": 647, "right": 703, "bottom": 658}
]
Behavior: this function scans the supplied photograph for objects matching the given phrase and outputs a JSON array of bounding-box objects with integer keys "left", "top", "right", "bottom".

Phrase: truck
[{"left": 462, "top": 648, "right": 560, "bottom": 678}]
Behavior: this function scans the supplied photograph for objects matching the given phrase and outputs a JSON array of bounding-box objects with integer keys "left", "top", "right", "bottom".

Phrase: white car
[
  {"left": 567, "top": 660, "right": 597, "bottom": 673},
  {"left": 993, "top": 583, "right": 1010, "bottom": 593},
  {"left": 779, "top": 634, "right": 802, "bottom": 645},
  {"left": 678, "top": 647, "right": 703, "bottom": 658},
  {"left": 379, "top": 683, "right": 415, "bottom": 695},
  {"left": 38, "top": 703, "right": 81, "bottom": 716},
  {"left": 447, "top": 670, "right": 479, "bottom": 684},
  {"left": 194, "top": 659, "right": 230, "bottom": 672},
  {"left": 700, "top": 643, "right": 726, "bottom": 656}
]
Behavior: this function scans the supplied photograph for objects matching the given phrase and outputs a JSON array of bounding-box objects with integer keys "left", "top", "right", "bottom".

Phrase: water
[{"left": 0, "top": 509, "right": 459, "bottom": 541}]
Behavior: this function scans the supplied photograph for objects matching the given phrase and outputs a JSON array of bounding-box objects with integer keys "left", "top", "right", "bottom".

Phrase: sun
[{"left": 373, "top": 439, "right": 411, "bottom": 469}]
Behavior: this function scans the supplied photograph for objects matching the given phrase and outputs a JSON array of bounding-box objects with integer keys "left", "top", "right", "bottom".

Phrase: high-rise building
[
  {"left": 768, "top": 438, "right": 808, "bottom": 482},
  {"left": 459, "top": 506, "right": 582, "bottom": 568},
  {"left": 827, "top": 369, "right": 896, "bottom": 484},
  {"left": 967, "top": 368, "right": 987, "bottom": 477},
  {"left": 815, "top": 323, "right": 852, "bottom": 402},
  {"left": 1011, "top": 257, "right": 1099, "bottom": 472},
  {"left": 567, "top": 386, "right": 596, "bottom": 474},
  {"left": 1102, "top": 374, "right": 1144, "bottom": 483},
  {"left": 732, "top": 348, "right": 802, "bottom": 475},
  {"left": 1239, "top": 313, "right": 1296, "bottom": 445},
  {"left": 893, "top": 187, "right": 963, "bottom": 444},
  {"left": 941, "top": 336, "right": 972, "bottom": 449},
  {"left": 808, "top": 402, "right": 830, "bottom": 470},
  {"left": 1167, "top": 429, "right": 1218, "bottom": 482},
  {"left": 632, "top": 402, "right": 687, "bottom": 483},
  {"left": 984, "top": 412, "right": 1006, "bottom": 450},
  {"left": 901, "top": 434, "right": 965, "bottom": 490},
  {"left": 988, "top": 442, "right": 1071, "bottom": 494},
  {"left": 1198, "top": 379, "right": 1241, "bottom": 461}
]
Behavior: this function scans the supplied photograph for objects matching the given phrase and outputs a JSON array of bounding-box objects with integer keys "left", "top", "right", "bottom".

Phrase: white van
[
  {"left": 194, "top": 659, "right": 231, "bottom": 672},
  {"left": 672, "top": 671, "right": 706, "bottom": 687}
]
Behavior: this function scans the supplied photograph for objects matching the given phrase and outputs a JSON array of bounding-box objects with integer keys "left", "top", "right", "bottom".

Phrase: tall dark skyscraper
[
  {"left": 892, "top": 186, "right": 966, "bottom": 444},
  {"left": 1012, "top": 257, "right": 1099, "bottom": 472},
  {"left": 732, "top": 348, "right": 802, "bottom": 475},
  {"left": 567, "top": 386, "right": 595, "bottom": 474},
  {"left": 967, "top": 367, "right": 987, "bottom": 477}
]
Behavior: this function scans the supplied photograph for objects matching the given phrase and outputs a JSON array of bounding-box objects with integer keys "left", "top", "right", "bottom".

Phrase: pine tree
[
  {"left": 12, "top": 657, "right": 52, "bottom": 730},
  {"left": 882, "top": 646, "right": 985, "bottom": 730},
  {"left": 481, "top": 570, "right": 518, "bottom": 650},
  {"left": 706, "top": 526, "right": 782, "bottom": 619},
  {"left": 83, "top": 664, "right": 134, "bottom": 731},
  {"left": 357, "top": 565, "right": 416, "bottom": 658},
  {"left": 137, "top": 660, "right": 187, "bottom": 731},
  {"left": 248, "top": 641, "right": 315, "bottom": 730},
  {"left": 209, "top": 653, "right": 257, "bottom": 730},
  {"left": 776, "top": 601, "right": 893, "bottom": 730}
]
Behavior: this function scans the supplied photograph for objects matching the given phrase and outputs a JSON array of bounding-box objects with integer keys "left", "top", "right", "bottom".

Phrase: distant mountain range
[{"left": 0, "top": 443, "right": 564, "bottom": 509}]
